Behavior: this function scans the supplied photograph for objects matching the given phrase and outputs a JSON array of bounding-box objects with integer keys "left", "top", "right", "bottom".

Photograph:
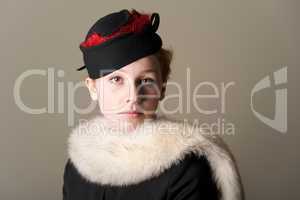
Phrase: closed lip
[{"left": 118, "top": 111, "right": 143, "bottom": 115}]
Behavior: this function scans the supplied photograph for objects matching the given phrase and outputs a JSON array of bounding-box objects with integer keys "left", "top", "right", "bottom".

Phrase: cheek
[
  {"left": 141, "top": 84, "right": 161, "bottom": 100},
  {"left": 97, "top": 86, "right": 113, "bottom": 106},
  {"left": 143, "top": 100, "right": 159, "bottom": 108},
  {"left": 140, "top": 86, "right": 161, "bottom": 108},
  {"left": 97, "top": 85, "right": 126, "bottom": 113},
  {"left": 141, "top": 99, "right": 159, "bottom": 115}
]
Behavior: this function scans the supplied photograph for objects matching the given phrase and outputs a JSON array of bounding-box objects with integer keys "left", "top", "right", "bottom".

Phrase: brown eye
[
  {"left": 109, "top": 76, "right": 122, "bottom": 84},
  {"left": 141, "top": 78, "right": 155, "bottom": 84}
]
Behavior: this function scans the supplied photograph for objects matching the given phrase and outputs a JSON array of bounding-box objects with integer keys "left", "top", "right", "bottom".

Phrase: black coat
[
  {"left": 63, "top": 153, "right": 220, "bottom": 200},
  {"left": 63, "top": 115, "right": 244, "bottom": 200}
]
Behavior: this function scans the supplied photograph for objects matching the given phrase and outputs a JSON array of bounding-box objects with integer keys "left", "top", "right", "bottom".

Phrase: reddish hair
[{"left": 155, "top": 48, "right": 173, "bottom": 83}]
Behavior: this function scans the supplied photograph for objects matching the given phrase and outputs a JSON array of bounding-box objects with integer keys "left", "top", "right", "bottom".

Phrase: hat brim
[{"left": 77, "top": 65, "right": 86, "bottom": 71}]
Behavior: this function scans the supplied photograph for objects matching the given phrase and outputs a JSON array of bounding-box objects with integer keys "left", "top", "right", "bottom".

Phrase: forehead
[{"left": 113, "top": 55, "right": 160, "bottom": 75}]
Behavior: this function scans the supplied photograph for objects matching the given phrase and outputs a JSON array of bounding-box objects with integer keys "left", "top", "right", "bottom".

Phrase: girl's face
[{"left": 85, "top": 54, "right": 165, "bottom": 131}]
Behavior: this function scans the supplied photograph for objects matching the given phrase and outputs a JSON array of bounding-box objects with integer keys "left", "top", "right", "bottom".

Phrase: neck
[{"left": 100, "top": 114, "right": 158, "bottom": 134}]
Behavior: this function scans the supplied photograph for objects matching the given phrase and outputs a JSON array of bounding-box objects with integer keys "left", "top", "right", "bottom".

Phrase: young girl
[{"left": 63, "top": 9, "right": 244, "bottom": 200}]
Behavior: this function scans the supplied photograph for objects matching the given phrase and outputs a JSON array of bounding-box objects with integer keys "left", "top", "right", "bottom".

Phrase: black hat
[{"left": 77, "top": 9, "right": 162, "bottom": 79}]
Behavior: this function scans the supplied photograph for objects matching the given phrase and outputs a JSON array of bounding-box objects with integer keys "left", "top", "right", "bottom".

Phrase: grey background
[{"left": 1, "top": 0, "right": 299, "bottom": 199}]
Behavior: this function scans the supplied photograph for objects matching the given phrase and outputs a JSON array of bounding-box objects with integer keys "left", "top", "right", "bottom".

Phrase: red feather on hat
[{"left": 80, "top": 10, "right": 151, "bottom": 48}]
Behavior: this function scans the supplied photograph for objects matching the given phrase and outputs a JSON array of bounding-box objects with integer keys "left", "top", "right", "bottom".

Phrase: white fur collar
[{"left": 67, "top": 114, "right": 244, "bottom": 200}]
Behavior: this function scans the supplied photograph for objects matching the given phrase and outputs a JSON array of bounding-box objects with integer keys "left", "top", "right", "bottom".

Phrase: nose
[{"left": 125, "top": 80, "right": 140, "bottom": 104}]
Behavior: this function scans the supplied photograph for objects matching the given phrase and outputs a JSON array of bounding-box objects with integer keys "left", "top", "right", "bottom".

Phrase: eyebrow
[
  {"left": 141, "top": 68, "right": 158, "bottom": 73},
  {"left": 119, "top": 68, "right": 158, "bottom": 73}
]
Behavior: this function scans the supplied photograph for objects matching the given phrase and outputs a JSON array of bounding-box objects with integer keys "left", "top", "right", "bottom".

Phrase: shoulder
[
  {"left": 63, "top": 159, "right": 77, "bottom": 179},
  {"left": 63, "top": 158, "right": 92, "bottom": 187},
  {"left": 166, "top": 153, "right": 221, "bottom": 200},
  {"left": 168, "top": 153, "right": 215, "bottom": 181}
]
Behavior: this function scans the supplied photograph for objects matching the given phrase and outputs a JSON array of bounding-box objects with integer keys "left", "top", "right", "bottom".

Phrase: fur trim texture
[{"left": 67, "top": 114, "right": 244, "bottom": 200}]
